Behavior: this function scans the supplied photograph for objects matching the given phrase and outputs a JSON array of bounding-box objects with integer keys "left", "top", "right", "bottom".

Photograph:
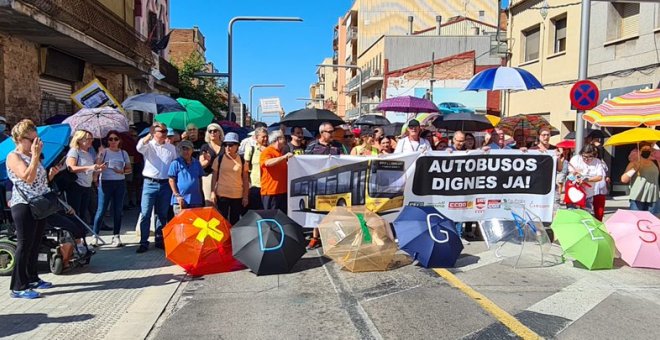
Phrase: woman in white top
[
  {"left": 6, "top": 119, "right": 62, "bottom": 298},
  {"left": 568, "top": 144, "right": 605, "bottom": 212},
  {"left": 66, "top": 130, "right": 106, "bottom": 224},
  {"left": 92, "top": 130, "right": 132, "bottom": 247}
]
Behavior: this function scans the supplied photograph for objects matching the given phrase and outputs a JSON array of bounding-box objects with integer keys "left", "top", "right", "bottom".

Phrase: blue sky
[{"left": 171, "top": 0, "right": 353, "bottom": 123}]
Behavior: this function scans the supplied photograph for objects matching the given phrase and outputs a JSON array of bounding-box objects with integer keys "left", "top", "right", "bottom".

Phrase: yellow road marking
[{"left": 433, "top": 268, "right": 543, "bottom": 340}]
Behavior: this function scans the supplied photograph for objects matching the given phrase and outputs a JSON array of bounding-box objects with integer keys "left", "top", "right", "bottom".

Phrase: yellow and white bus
[{"left": 290, "top": 159, "right": 406, "bottom": 213}]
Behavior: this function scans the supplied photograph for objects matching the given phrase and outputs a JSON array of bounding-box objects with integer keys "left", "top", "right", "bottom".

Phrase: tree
[{"left": 175, "top": 53, "right": 228, "bottom": 117}]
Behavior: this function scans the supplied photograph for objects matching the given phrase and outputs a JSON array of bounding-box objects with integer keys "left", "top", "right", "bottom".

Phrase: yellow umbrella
[
  {"left": 583, "top": 88, "right": 660, "bottom": 127},
  {"left": 604, "top": 128, "right": 660, "bottom": 147},
  {"left": 485, "top": 114, "right": 501, "bottom": 127}
]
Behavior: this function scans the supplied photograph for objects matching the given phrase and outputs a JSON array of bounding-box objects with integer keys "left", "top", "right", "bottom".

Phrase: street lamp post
[
  {"left": 249, "top": 84, "right": 285, "bottom": 124},
  {"left": 317, "top": 64, "right": 362, "bottom": 118},
  {"left": 228, "top": 16, "right": 303, "bottom": 127}
]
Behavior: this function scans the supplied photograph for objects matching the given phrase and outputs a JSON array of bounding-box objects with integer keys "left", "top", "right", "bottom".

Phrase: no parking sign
[{"left": 570, "top": 80, "right": 599, "bottom": 111}]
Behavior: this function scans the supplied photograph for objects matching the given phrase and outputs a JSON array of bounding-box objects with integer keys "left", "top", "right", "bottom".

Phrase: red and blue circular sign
[{"left": 570, "top": 80, "right": 599, "bottom": 111}]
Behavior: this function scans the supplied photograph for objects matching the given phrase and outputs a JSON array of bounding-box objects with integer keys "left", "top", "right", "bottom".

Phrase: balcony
[
  {"left": 0, "top": 0, "right": 154, "bottom": 74},
  {"left": 333, "top": 27, "right": 338, "bottom": 51},
  {"left": 345, "top": 67, "right": 384, "bottom": 94},
  {"left": 347, "top": 26, "right": 358, "bottom": 41},
  {"left": 157, "top": 55, "right": 179, "bottom": 90},
  {"left": 345, "top": 107, "right": 360, "bottom": 120}
]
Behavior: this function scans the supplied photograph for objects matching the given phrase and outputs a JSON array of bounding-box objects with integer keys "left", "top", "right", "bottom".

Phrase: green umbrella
[
  {"left": 550, "top": 209, "right": 615, "bottom": 270},
  {"left": 154, "top": 98, "right": 214, "bottom": 130}
]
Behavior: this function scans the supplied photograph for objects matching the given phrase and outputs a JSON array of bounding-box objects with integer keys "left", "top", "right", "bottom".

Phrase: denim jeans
[
  {"left": 139, "top": 179, "right": 172, "bottom": 247},
  {"left": 93, "top": 180, "right": 126, "bottom": 235},
  {"left": 630, "top": 200, "right": 654, "bottom": 212}
]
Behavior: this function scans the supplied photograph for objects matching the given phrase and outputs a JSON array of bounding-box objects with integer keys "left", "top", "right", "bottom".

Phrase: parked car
[{"left": 438, "top": 102, "right": 475, "bottom": 114}]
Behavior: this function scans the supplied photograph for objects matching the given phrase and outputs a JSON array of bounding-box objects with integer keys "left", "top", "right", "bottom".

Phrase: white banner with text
[{"left": 287, "top": 150, "right": 556, "bottom": 228}]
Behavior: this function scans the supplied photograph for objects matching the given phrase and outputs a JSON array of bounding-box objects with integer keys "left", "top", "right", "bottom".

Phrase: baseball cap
[
  {"left": 178, "top": 140, "right": 193, "bottom": 149},
  {"left": 407, "top": 119, "right": 420, "bottom": 127},
  {"left": 167, "top": 128, "right": 176, "bottom": 137}
]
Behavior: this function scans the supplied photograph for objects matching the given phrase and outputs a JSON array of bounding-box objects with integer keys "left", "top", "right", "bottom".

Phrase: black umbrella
[
  {"left": 122, "top": 93, "right": 185, "bottom": 114},
  {"left": 280, "top": 108, "right": 344, "bottom": 132},
  {"left": 354, "top": 114, "right": 391, "bottom": 127},
  {"left": 432, "top": 112, "right": 494, "bottom": 131},
  {"left": 231, "top": 210, "right": 306, "bottom": 275},
  {"left": 383, "top": 122, "right": 404, "bottom": 137},
  {"left": 565, "top": 129, "right": 609, "bottom": 140}
]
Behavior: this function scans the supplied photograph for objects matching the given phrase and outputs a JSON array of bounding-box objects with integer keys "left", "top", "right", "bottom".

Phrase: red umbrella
[
  {"left": 556, "top": 140, "right": 576, "bottom": 149},
  {"left": 163, "top": 207, "right": 243, "bottom": 276}
]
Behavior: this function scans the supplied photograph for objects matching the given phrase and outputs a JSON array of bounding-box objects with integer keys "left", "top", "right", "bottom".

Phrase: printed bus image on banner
[{"left": 287, "top": 150, "right": 557, "bottom": 228}]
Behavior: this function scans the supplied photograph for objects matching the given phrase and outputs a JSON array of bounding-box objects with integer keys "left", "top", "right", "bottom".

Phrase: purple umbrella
[{"left": 376, "top": 96, "right": 440, "bottom": 113}]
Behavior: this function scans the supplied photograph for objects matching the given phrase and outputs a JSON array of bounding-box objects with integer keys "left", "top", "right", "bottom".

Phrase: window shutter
[
  {"left": 525, "top": 27, "right": 540, "bottom": 61},
  {"left": 619, "top": 3, "right": 640, "bottom": 38}
]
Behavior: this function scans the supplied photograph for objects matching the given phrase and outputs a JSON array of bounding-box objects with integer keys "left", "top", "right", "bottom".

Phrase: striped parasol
[{"left": 583, "top": 88, "right": 660, "bottom": 127}]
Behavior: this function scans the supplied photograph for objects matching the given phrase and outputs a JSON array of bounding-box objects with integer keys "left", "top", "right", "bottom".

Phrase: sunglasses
[
  {"left": 154, "top": 129, "right": 166, "bottom": 134},
  {"left": 323, "top": 130, "right": 335, "bottom": 134},
  {"left": 208, "top": 129, "right": 220, "bottom": 133},
  {"left": 108, "top": 137, "right": 119, "bottom": 141}
]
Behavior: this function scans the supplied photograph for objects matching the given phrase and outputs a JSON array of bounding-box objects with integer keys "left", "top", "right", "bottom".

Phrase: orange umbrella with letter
[{"left": 163, "top": 207, "right": 243, "bottom": 276}]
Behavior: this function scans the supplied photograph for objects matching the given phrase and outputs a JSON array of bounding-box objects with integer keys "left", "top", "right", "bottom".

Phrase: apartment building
[{"left": 0, "top": 0, "right": 178, "bottom": 124}]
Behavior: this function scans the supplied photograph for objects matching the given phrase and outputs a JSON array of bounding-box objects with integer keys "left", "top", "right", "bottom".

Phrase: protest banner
[{"left": 287, "top": 150, "right": 556, "bottom": 228}]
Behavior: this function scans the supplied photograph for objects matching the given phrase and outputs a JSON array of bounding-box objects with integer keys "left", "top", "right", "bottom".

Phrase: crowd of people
[{"left": 5, "top": 116, "right": 658, "bottom": 299}]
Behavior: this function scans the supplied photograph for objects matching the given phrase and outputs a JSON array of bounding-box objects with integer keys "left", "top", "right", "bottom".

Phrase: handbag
[
  {"left": 14, "top": 184, "right": 60, "bottom": 220},
  {"left": 564, "top": 180, "right": 590, "bottom": 208}
]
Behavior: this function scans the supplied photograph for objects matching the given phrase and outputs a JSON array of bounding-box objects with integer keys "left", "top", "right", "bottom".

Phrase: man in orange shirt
[{"left": 260, "top": 130, "right": 293, "bottom": 213}]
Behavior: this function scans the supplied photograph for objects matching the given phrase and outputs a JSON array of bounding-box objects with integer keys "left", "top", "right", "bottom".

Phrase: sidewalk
[
  {"left": 0, "top": 208, "right": 185, "bottom": 340},
  {"left": 0, "top": 197, "right": 640, "bottom": 339}
]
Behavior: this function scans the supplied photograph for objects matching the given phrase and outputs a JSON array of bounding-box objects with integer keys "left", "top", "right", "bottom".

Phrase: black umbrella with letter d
[{"left": 231, "top": 210, "right": 306, "bottom": 275}]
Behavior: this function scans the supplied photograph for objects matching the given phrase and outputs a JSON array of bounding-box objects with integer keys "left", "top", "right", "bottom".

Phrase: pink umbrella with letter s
[{"left": 605, "top": 209, "right": 660, "bottom": 269}]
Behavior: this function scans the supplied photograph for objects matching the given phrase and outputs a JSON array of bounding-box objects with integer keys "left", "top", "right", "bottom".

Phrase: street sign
[
  {"left": 570, "top": 80, "right": 599, "bottom": 111},
  {"left": 260, "top": 97, "right": 282, "bottom": 114}
]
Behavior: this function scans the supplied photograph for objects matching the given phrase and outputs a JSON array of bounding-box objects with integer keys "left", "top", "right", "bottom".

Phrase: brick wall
[
  {"left": 0, "top": 33, "right": 41, "bottom": 124},
  {"left": 169, "top": 29, "right": 203, "bottom": 67},
  {"left": 78, "top": 65, "right": 124, "bottom": 103}
]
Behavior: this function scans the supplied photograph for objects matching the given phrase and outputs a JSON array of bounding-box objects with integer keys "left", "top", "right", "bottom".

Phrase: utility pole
[
  {"left": 575, "top": 0, "right": 591, "bottom": 152},
  {"left": 429, "top": 52, "right": 435, "bottom": 102}
]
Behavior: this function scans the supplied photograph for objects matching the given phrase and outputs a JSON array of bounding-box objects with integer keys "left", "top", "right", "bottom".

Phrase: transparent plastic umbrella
[{"left": 478, "top": 201, "right": 556, "bottom": 268}]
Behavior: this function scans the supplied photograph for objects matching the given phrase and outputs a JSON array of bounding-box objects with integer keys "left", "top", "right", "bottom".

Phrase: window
[
  {"left": 553, "top": 17, "right": 567, "bottom": 53},
  {"left": 523, "top": 26, "right": 540, "bottom": 62},
  {"left": 337, "top": 171, "right": 351, "bottom": 193},
  {"left": 614, "top": 2, "right": 640, "bottom": 38}
]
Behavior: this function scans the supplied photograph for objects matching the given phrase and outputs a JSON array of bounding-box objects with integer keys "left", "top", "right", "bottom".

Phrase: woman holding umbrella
[
  {"left": 621, "top": 142, "right": 659, "bottom": 212},
  {"left": 66, "top": 130, "right": 106, "bottom": 224}
]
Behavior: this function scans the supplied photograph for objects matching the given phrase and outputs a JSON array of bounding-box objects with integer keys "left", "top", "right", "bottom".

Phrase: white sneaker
[
  {"left": 112, "top": 235, "right": 124, "bottom": 248},
  {"left": 76, "top": 243, "right": 88, "bottom": 255},
  {"left": 91, "top": 237, "right": 101, "bottom": 247},
  {"left": 461, "top": 238, "right": 471, "bottom": 245}
]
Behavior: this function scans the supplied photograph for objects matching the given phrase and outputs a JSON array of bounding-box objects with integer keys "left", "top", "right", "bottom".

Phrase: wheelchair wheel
[
  {"left": 0, "top": 242, "right": 16, "bottom": 276},
  {"left": 49, "top": 255, "right": 64, "bottom": 275}
]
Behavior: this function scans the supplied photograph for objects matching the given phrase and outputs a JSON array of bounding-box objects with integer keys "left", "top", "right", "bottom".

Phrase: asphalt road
[{"left": 150, "top": 201, "right": 660, "bottom": 340}]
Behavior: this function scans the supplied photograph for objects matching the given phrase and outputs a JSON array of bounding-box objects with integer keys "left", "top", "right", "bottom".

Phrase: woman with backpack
[
  {"left": 92, "top": 130, "right": 132, "bottom": 247},
  {"left": 210, "top": 132, "right": 249, "bottom": 225}
]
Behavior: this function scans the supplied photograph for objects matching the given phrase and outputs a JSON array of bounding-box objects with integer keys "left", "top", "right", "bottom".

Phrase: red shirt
[{"left": 259, "top": 146, "right": 288, "bottom": 195}]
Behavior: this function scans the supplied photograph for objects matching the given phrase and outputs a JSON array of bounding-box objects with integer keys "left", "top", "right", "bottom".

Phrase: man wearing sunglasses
[
  {"left": 135, "top": 122, "right": 177, "bottom": 253},
  {"left": 305, "top": 122, "right": 348, "bottom": 156}
]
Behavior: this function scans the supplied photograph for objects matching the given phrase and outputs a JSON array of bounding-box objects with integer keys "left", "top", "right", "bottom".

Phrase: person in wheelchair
[{"left": 46, "top": 204, "right": 93, "bottom": 259}]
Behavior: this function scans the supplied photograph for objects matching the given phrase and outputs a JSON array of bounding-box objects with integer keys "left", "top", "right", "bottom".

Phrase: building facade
[
  {"left": 169, "top": 26, "right": 206, "bottom": 67},
  {"left": 507, "top": 0, "right": 582, "bottom": 140},
  {"left": 0, "top": 0, "right": 177, "bottom": 125},
  {"left": 324, "top": 0, "right": 500, "bottom": 119}
]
